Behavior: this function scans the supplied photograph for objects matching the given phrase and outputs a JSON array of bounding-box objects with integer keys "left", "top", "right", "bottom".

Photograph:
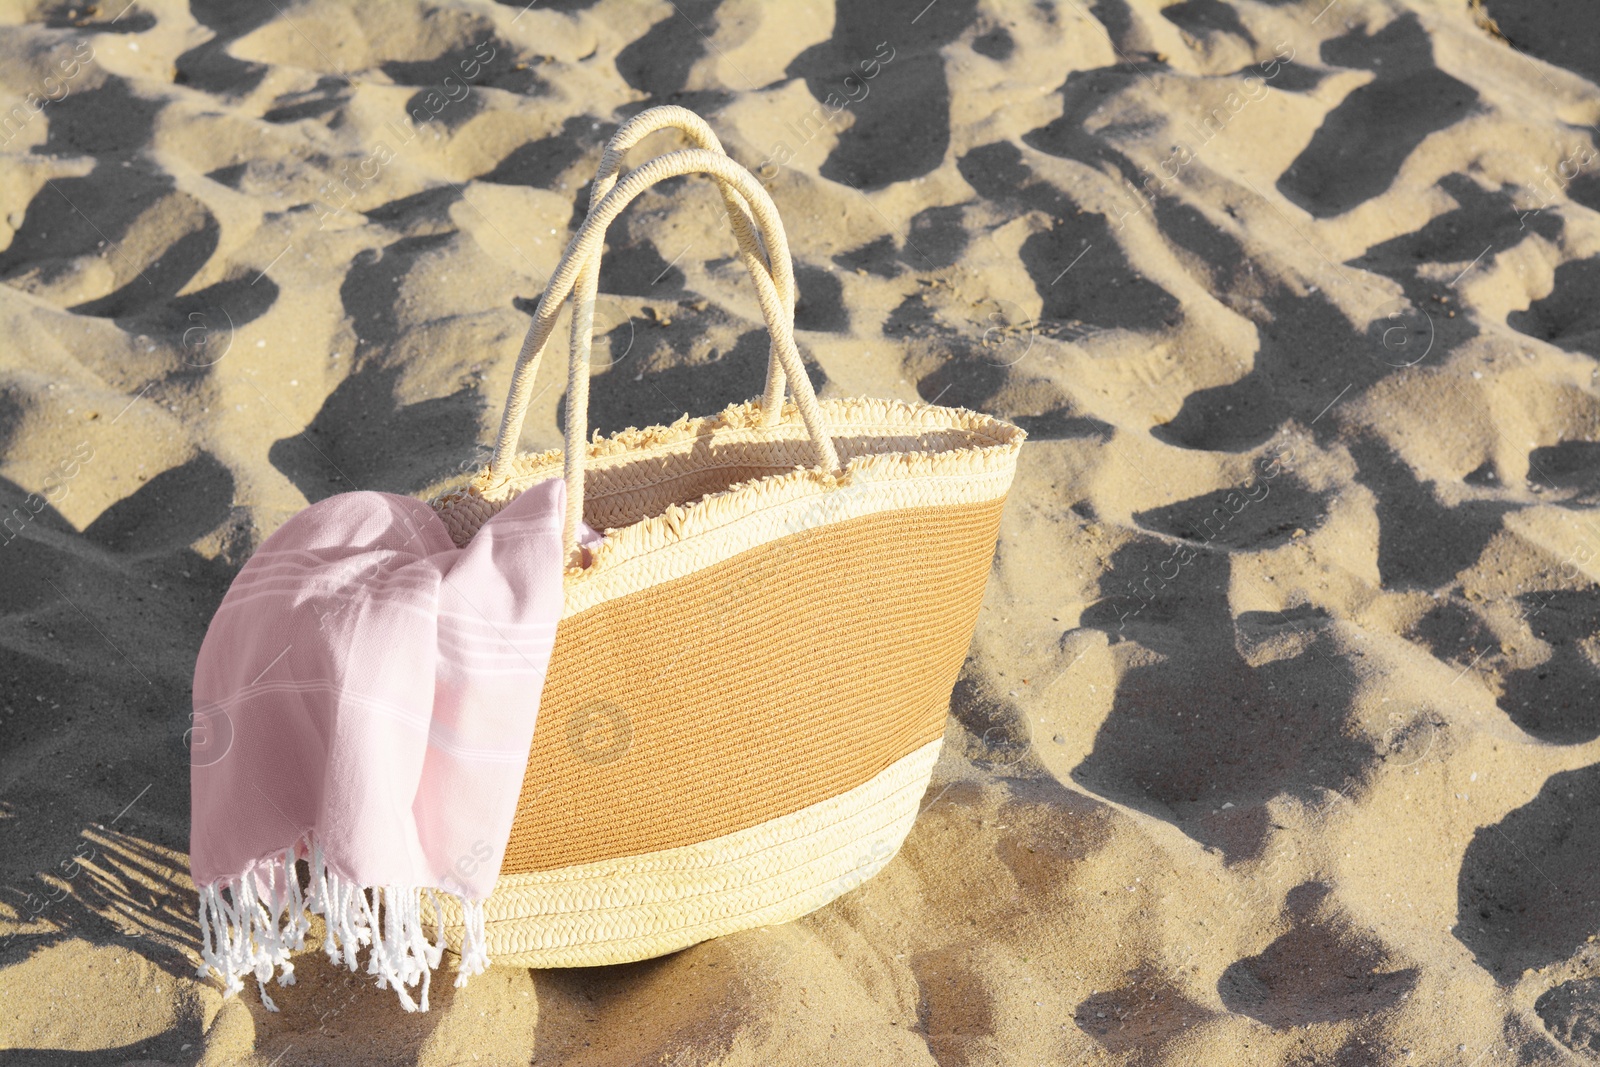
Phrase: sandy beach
[{"left": 2, "top": 0, "right": 1600, "bottom": 1062}]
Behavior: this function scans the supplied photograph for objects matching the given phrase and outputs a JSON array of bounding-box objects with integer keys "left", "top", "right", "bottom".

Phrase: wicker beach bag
[{"left": 427, "top": 106, "right": 1024, "bottom": 967}]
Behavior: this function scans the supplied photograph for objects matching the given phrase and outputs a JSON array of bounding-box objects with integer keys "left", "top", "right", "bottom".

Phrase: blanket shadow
[
  {"left": 0, "top": 827, "right": 200, "bottom": 980},
  {"left": 0, "top": 452, "right": 240, "bottom": 1018},
  {"left": 0, "top": 1034, "right": 199, "bottom": 1067},
  {"left": 0, "top": 830, "right": 207, "bottom": 1067}
]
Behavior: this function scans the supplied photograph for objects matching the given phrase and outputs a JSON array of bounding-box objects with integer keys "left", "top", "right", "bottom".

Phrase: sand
[{"left": 2, "top": 0, "right": 1599, "bottom": 1062}]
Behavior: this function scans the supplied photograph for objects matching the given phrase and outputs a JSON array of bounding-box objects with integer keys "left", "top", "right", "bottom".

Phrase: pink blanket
[{"left": 190, "top": 477, "right": 569, "bottom": 1011}]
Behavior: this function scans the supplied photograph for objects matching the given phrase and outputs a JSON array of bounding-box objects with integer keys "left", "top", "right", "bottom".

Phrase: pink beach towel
[{"left": 190, "top": 477, "right": 571, "bottom": 1011}]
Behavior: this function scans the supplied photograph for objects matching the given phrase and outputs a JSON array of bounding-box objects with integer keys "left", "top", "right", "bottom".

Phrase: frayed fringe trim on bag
[{"left": 194, "top": 838, "right": 488, "bottom": 1012}]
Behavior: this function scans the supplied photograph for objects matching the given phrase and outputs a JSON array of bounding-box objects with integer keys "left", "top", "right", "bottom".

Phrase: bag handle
[
  {"left": 488, "top": 148, "right": 841, "bottom": 562},
  {"left": 579, "top": 107, "right": 791, "bottom": 423}
]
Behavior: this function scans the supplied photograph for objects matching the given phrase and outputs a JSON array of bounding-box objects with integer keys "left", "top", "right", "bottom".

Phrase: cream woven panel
[{"left": 428, "top": 738, "right": 942, "bottom": 967}]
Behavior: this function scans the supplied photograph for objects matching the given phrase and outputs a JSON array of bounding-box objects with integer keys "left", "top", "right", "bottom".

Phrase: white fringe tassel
[{"left": 194, "top": 837, "right": 488, "bottom": 1012}]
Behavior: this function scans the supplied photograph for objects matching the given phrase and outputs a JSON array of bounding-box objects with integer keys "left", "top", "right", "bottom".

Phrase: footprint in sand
[
  {"left": 1218, "top": 882, "right": 1419, "bottom": 1029},
  {"left": 1277, "top": 14, "right": 1478, "bottom": 218},
  {"left": 788, "top": 0, "right": 978, "bottom": 191},
  {"left": 1456, "top": 762, "right": 1600, "bottom": 981}
]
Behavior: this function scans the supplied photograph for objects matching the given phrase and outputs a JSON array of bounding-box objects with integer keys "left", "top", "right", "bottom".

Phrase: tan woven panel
[{"left": 501, "top": 497, "right": 1005, "bottom": 874}]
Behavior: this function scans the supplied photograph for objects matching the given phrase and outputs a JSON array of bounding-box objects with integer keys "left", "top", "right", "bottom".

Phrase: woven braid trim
[
  {"left": 432, "top": 397, "right": 1023, "bottom": 618},
  {"left": 426, "top": 738, "right": 941, "bottom": 967}
]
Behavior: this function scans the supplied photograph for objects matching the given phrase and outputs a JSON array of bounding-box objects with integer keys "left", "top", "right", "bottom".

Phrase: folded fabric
[{"left": 190, "top": 476, "right": 571, "bottom": 1011}]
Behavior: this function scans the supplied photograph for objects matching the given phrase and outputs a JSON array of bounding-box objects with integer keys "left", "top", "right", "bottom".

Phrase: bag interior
[{"left": 578, "top": 425, "right": 1003, "bottom": 533}]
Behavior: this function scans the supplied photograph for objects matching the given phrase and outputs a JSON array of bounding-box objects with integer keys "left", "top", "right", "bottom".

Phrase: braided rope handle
[
  {"left": 575, "top": 106, "right": 791, "bottom": 426},
  {"left": 488, "top": 148, "right": 841, "bottom": 561}
]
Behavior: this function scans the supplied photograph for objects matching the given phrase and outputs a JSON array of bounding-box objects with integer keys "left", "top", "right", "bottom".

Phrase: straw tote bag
[{"left": 427, "top": 106, "right": 1024, "bottom": 967}]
